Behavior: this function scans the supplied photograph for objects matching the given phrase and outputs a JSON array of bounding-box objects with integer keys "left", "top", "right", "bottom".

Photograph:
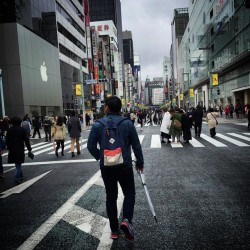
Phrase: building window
[{"left": 211, "top": 44, "right": 215, "bottom": 53}]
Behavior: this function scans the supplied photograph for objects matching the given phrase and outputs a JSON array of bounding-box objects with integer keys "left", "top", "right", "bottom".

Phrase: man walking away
[
  {"left": 32, "top": 116, "right": 41, "bottom": 139},
  {"left": 43, "top": 116, "right": 52, "bottom": 142},
  {"left": 22, "top": 117, "right": 32, "bottom": 138},
  {"left": 6, "top": 117, "right": 32, "bottom": 184},
  {"left": 87, "top": 96, "right": 144, "bottom": 240},
  {"left": 192, "top": 105, "right": 203, "bottom": 137}
]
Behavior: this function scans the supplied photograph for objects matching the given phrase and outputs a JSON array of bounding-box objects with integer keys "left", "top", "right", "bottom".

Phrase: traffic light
[{"left": 217, "top": 88, "right": 220, "bottom": 95}]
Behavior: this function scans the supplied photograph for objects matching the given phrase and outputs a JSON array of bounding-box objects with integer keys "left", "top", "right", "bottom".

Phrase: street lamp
[{"left": 0, "top": 68, "right": 5, "bottom": 118}]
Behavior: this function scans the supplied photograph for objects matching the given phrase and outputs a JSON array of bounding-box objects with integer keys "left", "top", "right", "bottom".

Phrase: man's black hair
[{"left": 105, "top": 96, "right": 121, "bottom": 113}]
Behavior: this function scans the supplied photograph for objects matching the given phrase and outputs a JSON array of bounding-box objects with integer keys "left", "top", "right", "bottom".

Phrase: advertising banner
[
  {"left": 212, "top": 73, "right": 219, "bottom": 86},
  {"left": 190, "top": 88, "right": 194, "bottom": 97},
  {"left": 75, "top": 84, "right": 82, "bottom": 96},
  {"left": 180, "top": 93, "right": 183, "bottom": 100}
]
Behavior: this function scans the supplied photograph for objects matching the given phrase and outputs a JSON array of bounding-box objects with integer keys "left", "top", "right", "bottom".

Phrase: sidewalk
[{"left": 203, "top": 115, "right": 248, "bottom": 125}]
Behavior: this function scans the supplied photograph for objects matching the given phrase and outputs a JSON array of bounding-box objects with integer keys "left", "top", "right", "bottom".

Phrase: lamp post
[{"left": 0, "top": 68, "right": 5, "bottom": 118}]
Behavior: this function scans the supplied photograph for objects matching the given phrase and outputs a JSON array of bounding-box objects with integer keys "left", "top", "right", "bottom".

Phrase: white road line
[
  {"left": 150, "top": 135, "right": 161, "bottom": 148},
  {"left": 243, "top": 133, "right": 250, "bottom": 136},
  {"left": 17, "top": 170, "right": 102, "bottom": 250},
  {"left": 170, "top": 142, "right": 183, "bottom": 148},
  {"left": 3, "top": 159, "right": 96, "bottom": 167},
  {"left": 189, "top": 138, "right": 205, "bottom": 147},
  {"left": 200, "top": 134, "right": 227, "bottom": 147},
  {"left": 136, "top": 124, "right": 140, "bottom": 127},
  {"left": 138, "top": 134, "right": 145, "bottom": 144},
  {"left": 47, "top": 141, "right": 87, "bottom": 154},
  {"left": 228, "top": 133, "right": 250, "bottom": 142},
  {"left": 216, "top": 133, "right": 250, "bottom": 146}
]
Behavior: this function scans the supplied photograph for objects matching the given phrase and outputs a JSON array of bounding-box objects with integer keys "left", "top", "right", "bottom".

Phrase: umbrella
[{"left": 137, "top": 170, "right": 158, "bottom": 223}]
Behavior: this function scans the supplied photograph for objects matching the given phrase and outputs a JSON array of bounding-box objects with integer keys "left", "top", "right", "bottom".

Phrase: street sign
[{"left": 85, "top": 79, "right": 98, "bottom": 84}]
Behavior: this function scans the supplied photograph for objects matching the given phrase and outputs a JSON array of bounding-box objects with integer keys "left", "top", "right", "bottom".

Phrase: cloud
[{"left": 121, "top": 0, "right": 188, "bottom": 81}]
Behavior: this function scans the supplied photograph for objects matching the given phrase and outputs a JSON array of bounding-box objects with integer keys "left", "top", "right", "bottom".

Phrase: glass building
[
  {"left": 0, "top": 0, "right": 88, "bottom": 118},
  {"left": 179, "top": 0, "right": 250, "bottom": 110}
]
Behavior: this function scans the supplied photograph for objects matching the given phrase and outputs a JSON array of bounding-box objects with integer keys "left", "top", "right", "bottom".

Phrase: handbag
[
  {"left": 211, "top": 113, "right": 218, "bottom": 125},
  {"left": 173, "top": 119, "right": 182, "bottom": 129}
]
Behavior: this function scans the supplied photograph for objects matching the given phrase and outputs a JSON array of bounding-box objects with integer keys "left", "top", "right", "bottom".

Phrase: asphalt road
[{"left": 0, "top": 120, "right": 250, "bottom": 250}]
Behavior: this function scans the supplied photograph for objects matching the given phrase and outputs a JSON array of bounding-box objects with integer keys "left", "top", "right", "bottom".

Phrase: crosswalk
[{"left": 2, "top": 133, "right": 250, "bottom": 158}]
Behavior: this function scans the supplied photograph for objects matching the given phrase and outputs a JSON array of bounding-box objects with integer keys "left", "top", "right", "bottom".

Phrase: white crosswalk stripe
[
  {"left": 150, "top": 135, "right": 161, "bottom": 148},
  {"left": 189, "top": 138, "right": 205, "bottom": 147},
  {"left": 216, "top": 133, "right": 249, "bottom": 147},
  {"left": 170, "top": 142, "right": 183, "bottom": 148},
  {"left": 48, "top": 140, "right": 88, "bottom": 154},
  {"left": 227, "top": 133, "right": 250, "bottom": 142},
  {"left": 200, "top": 134, "right": 228, "bottom": 147}
]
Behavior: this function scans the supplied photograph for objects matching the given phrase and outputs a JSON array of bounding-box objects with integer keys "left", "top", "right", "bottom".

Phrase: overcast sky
[{"left": 120, "top": 0, "right": 188, "bottom": 81}]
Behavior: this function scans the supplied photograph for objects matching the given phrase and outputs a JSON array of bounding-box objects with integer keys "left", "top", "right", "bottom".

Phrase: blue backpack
[{"left": 97, "top": 117, "right": 128, "bottom": 167}]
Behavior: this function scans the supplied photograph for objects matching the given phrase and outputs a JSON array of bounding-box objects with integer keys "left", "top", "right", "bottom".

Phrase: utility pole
[{"left": 80, "top": 64, "right": 86, "bottom": 130}]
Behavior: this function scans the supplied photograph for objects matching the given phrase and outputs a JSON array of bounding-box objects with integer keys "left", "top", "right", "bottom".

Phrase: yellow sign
[
  {"left": 212, "top": 73, "right": 218, "bottom": 86},
  {"left": 121, "top": 98, "right": 125, "bottom": 106},
  {"left": 75, "top": 84, "right": 82, "bottom": 96},
  {"left": 180, "top": 93, "right": 183, "bottom": 100},
  {"left": 190, "top": 88, "right": 194, "bottom": 97}
]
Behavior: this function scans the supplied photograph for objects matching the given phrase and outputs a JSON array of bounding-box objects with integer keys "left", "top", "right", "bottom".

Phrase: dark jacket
[
  {"left": 181, "top": 114, "right": 192, "bottom": 141},
  {"left": 87, "top": 112, "right": 144, "bottom": 168},
  {"left": 192, "top": 108, "right": 203, "bottom": 123},
  {"left": 68, "top": 116, "right": 81, "bottom": 138},
  {"left": 6, "top": 125, "right": 32, "bottom": 164}
]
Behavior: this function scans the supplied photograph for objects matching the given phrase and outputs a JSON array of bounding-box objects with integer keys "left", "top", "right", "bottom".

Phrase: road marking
[
  {"left": 243, "top": 133, "right": 250, "bottom": 136},
  {"left": 189, "top": 138, "right": 205, "bottom": 147},
  {"left": 150, "top": 135, "right": 161, "bottom": 148},
  {"left": 200, "top": 134, "right": 227, "bottom": 147},
  {"left": 47, "top": 140, "right": 87, "bottom": 154},
  {"left": 17, "top": 170, "right": 101, "bottom": 250},
  {"left": 0, "top": 171, "right": 52, "bottom": 199},
  {"left": 216, "top": 133, "right": 249, "bottom": 146},
  {"left": 170, "top": 142, "right": 183, "bottom": 148},
  {"left": 3, "top": 159, "right": 96, "bottom": 168},
  {"left": 228, "top": 133, "right": 250, "bottom": 142},
  {"left": 138, "top": 134, "right": 145, "bottom": 144}
]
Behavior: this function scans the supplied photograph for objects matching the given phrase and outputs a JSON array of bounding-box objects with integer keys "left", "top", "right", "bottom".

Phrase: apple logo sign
[{"left": 40, "top": 61, "right": 48, "bottom": 82}]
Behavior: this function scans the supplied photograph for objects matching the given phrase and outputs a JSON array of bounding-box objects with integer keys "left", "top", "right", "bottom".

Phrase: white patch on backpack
[{"left": 109, "top": 138, "right": 115, "bottom": 144}]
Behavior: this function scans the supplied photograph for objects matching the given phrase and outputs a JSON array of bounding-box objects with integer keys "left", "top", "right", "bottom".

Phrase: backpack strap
[{"left": 96, "top": 116, "right": 129, "bottom": 127}]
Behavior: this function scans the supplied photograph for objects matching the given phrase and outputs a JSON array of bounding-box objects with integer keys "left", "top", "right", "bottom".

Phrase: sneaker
[
  {"left": 161, "top": 140, "right": 166, "bottom": 143},
  {"left": 71, "top": 152, "right": 75, "bottom": 157},
  {"left": 77, "top": 151, "right": 81, "bottom": 155},
  {"left": 120, "top": 219, "right": 134, "bottom": 241},
  {"left": 111, "top": 231, "right": 119, "bottom": 240}
]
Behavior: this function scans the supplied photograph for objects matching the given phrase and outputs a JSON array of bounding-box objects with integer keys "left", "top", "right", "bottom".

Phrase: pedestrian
[
  {"left": 32, "top": 115, "right": 41, "bottom": 139},
  {"left": 181, "top": 110, "right": 192, "bottom": 143},
  {"left": 160, "top": 108, "right": 171, "bottom": 143},
  {"left": 23, "top": 114, "right": 32, "bottom": 124},
  {"left": 6, "top": 116, "right": 32, "bottom": 185},
  {"left": 68, "top": 111, "right": 82, "bottom": 157},
  {"left": 224, "top": 105, "right": 230, "bottom": 118},
  {"left": 130, "top": 111, "right": 136, "bottom": 125},
  {"left": 0, "top": 136, "right": 6, "bottom": 179},
  {"left": 52, "top": 116, "right": 67, "bottom": 157},
  {"left": 21, "top": 117, "right": 32, "bottom": 138},
  {"left": 169, "top": 108, "right": 182, "bottom": 143},
  {"left": 43, "top": 116, "right": 52, "bottom": 142},
  {"left": 87, "top": 96, "right": 144, "bottom": 240},
  {"left": 219, "top": 104, "right": 223, "bottom": 117},
  {"left": 137, "top": 110, "right": 144, "bottom": 131},
  {"left": 229, "top": 103, "right": 234, "bottom": 118},
  {"left": 206, "top": 108, "right": 219, "bottom": 138},
  {"left": 192, "top": 105, "right": 203, "bottom": 137},
  {"left": 0, "top": 116, "right": 9, "bottom": 138},
  {"left": 85, "top": 113, "right": 91, "bottom": 126}
]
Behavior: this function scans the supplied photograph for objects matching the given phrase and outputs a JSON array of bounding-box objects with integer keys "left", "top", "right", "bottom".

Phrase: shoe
[
  {"left": 111, "top": 231, "right": 119, "bottom": 240},
  {"left": 184, "top": 140, "right": 189, "bottom": 143},
  {"left": 61, "top": 152, "right": 64, "bottom": 156},
  {"left": 167, "top": 140, "right": 171, "bottom": 143},
  {"left": 45, "top": 140, "right": 48, "bottom": 142},
  {"left": 55, "top": 150, "right": 59, "bottom": 157},
  {"left": 71, "top": 152, "right": 75, "bottom": 157},
  {"left": 161, "top": 140, "right": 166, "bottom": 143},
  {"left": 77, "top": 151, "right": 81, "bottom": 155},
  {"left": 195, "top": 134, "right": 198, "bottom": 137},
  {"left": 171, "top": 141, "right": 175, "bottom": 143},
  {"left": 177, "top": 140, "right": 181, "bottom": 143},
  {"left": 120, "top": 218, "right": 134, "bottom": 241}
]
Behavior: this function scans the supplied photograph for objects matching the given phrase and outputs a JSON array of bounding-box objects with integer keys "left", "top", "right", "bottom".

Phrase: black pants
[
  {"left": 56, "top": 140, "right": 65, "bottom": 152},
  {"left": 210, "top": 127, "right": 216, "bottom": 138},
  {"left": 194, "top": 121, "right": 202, "bottom": 136},
  {"left": 32, "top": 128, "right": 41, "bottom": 138},
  {"left": 101, "top": 166, "right": 135, "bottom": 232},
  {"left": 44, "top": 128, "right": 51, "bottom": 141}
]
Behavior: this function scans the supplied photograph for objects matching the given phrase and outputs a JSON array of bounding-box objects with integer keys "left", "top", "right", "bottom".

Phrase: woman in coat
[
  {"left": 52, "top": 116, "right": 67, "bottom": 157},
  {"left": 169, "top": 108, "right": 182, "bottom": 143},
  {"left": 160, "top": 108, "right": 171, "bottom": 143},
  {"left": 6, "top": 116, "right": 32, "bottom": 184},
  {"left": 206, "top": 108, "right": 219, "bottom": 138},
  {"left": 68, "top": 111, "right": 82, "bottom": 157}
]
